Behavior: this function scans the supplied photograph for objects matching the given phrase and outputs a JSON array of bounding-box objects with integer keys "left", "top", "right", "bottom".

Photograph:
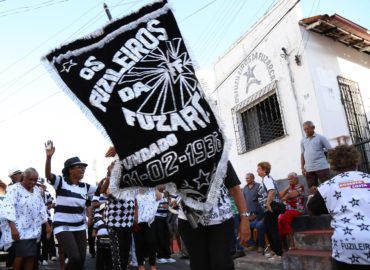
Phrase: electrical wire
[
  {"left": 0, "top": 0, "right": 73, "bottom": 17},
  {"left": 210, "top": 0, "right": 301, "bottom": 93},
  {"left": 0, "top": 91, "right": 61, "bottom": 124}
]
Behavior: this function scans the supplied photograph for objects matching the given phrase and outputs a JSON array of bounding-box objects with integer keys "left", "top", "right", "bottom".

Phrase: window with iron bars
[{"left": 237, "top": 92, "right": 285, "bottom": 153}]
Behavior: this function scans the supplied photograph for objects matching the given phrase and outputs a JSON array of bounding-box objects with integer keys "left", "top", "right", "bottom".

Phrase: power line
[
  {"left": 179, "top": 0, "right": 217, "bottom": 23},
  {"left": 202, "top": 0, "right": 249, "bottom": 65},
  {"left": 0, "top": 91, "right": 61, "bottom": 124},
  {"left": 0, "top": 1, "right": 102, "bottom": 76},
  {"left": 0, "top": 0, "right": 73, "bottom": 17},
  {"left": 212, "top": 0, "right": 301, "bottom": 93}
]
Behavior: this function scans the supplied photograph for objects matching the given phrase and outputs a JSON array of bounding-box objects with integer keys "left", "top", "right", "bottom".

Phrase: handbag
[
  {"left": 270, "top": 201, "right": 286, "bottom": 214},
  {"left": 262, "top": 177, "right": 286, "bottom": 214}
]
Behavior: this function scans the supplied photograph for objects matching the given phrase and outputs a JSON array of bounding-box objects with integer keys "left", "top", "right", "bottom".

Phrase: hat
[
  {"left": 37, "top": 178, "right": 46, "bottom": 186},
  {"left": 8, "top": 167, "right": 22, "bottom": 177},
  {"left": 62, "top": 157, "right": 88, "bottom": 175}
]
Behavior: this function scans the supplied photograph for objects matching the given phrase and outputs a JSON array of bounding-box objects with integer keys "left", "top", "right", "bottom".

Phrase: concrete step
[
  {"left": 282, "top": 249, "right": 332, "bottom": 270},
  {"left": 235, "top": 251, "right": 282, "bottom": 270},
  {"left": 294, "top": 229, "right": 333, "bottom": 251},
  {"left": 292, "top": 214, "right": 331, "bottom": 232}
]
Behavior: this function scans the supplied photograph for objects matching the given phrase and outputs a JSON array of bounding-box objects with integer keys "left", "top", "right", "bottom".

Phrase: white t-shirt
[
  {"left": 318, "top": 171, "right": 370, "bottom": 265},
  {"left": 135, "top": 189, "right": 160, "bottom": 225}
]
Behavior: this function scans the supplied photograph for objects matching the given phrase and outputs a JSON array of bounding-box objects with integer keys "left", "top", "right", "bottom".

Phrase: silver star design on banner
[
  {"left": 60, "top": 60, "right": 77, "bottom": 73},
  {"left": 192, "top": 168, "right": 210, "bottom": 190}
]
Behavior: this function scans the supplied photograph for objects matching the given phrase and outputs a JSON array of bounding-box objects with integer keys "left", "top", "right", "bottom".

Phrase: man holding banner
[{"left": 43, "top": 1, "right": 250, "bottom": 269}]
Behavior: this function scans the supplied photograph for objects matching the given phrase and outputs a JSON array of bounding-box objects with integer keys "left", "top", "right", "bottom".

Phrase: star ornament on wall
[
  {"left": 192, "top": 168, "right": 211, "bottom": 190},
  {"left": 60, "top": 60, "right": 77, "bottom": 73}
]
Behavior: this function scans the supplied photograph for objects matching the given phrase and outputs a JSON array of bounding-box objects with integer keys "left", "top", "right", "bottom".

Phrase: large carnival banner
[{"left": 42, "top": 0, "right": 228, "bottom": 209}]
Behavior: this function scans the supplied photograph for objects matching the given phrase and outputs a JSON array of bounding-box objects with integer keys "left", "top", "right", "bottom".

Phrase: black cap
[{"left": 62, "top": 157, "right": 88, "bottom": 175}]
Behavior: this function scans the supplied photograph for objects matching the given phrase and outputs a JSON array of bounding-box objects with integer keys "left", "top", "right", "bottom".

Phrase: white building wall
[
  {"left": 304, "top": 32, "right": 370, "bottom": 141},
  {"left": 213, "top": 0, "right": 370, "bottom": 182},
  {"left": 213, "top": 0, "right": 319, "bottom": 181}
]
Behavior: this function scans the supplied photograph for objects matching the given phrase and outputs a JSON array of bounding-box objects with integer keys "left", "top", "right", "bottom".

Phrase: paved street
[{"left": 40, "top": 253, "right": 190, "bottom": 270}]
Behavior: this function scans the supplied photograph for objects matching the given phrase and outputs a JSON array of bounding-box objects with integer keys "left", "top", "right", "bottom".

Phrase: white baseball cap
[{"left": 8, "top": 167, "right": 22, "bottom": 177}]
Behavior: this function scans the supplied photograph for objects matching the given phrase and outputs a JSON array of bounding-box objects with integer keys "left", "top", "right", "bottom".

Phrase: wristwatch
[{"left": 240, "top": 211, "right": 251, "bottom": 217}]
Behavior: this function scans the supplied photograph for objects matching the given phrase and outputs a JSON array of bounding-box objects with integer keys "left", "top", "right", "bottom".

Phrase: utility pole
[{"left": 104, "top": 3, "right": 112, "bottom": 21}]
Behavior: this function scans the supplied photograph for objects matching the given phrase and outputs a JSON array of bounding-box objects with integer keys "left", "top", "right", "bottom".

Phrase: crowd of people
[{"left": 0, "top": 120, "right": 369, "bottom": 270}]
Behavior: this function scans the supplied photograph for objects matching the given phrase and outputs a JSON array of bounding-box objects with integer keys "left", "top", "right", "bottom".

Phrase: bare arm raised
[{"left": 45, "top": 140, "right": 56, "bottom": 183}]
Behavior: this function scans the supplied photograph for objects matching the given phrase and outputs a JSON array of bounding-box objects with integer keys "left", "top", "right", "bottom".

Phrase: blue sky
[{"left": 0, "top": 0, "right": 369, "bottom": 183}]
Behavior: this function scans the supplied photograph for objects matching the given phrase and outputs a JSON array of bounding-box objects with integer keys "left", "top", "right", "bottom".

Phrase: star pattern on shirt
[
  {"left": 329, "top": 209, "right": 335, "bottom": 215},
  {"left": 333, "top": 239, "right": 338, "bottom": 247},
  {"left": 355, "top": 212, "right": 365, "bottom": 220},
  {"left": 357, "top": 223, "right": 370, "bottom": 231},
  {"left": 339, "top": 172, "right": 349, "bottom": 178},
  {"left": 359, "top": 173, "right": 370, "bottom": 179},
  {"left": 334, "top": 250, "right": 340, "bottom": 258},
  {"left": 349, "top": 198, "right": 360, "bottom": 207},
  {"left": 348, "top": 254, "right": 360, "bottom": 264},
  {"left": 340, "top": 205, "right": 348, "bottom": 213},
  {"left": 333, "top": 190, "right": 342, "bottom": 200},
  {"left": 364, "top": 250, "right": 370, "bottom": 259},
  {"left": 327, "top": 178, "right": 336, "bottom": 186},
  {"left": 323, "top": 196, "right": 328, "bottom": 203},
  {"left": 340, "top": 217, "right": 350, "bottom": 224},
  {"left": 343, "top": 227, "right": 353, "bottom": 235}
]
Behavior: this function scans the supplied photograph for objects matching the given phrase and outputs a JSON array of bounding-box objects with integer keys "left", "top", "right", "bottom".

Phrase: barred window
[
  {"left": 241, "top": 93, "right": 285, "bottom": 151},
  {"left": 232, "top": 81, "right": 286, "bottom": 154}
]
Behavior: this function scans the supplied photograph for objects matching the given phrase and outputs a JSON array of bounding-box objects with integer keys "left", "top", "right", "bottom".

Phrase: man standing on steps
[
  {"left": 242, "top": 173, "right": 265, "bottom": 253},
  {"left": 300, "top": 121, "right": 332, "bottom": 194}
]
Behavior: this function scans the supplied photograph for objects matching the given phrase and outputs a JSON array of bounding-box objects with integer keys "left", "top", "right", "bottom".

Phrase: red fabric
[{"left": 278, "top": 210, "right": 303, "bottom": 238}]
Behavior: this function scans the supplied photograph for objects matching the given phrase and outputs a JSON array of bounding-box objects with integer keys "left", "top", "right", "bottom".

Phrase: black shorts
[{"left": 13, "top": 239, "right": 37, "bottom": 257}]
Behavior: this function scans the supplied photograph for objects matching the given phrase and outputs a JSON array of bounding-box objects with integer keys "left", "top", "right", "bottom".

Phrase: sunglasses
[{"left": 72, "top": 165, "right": 86, "bottom": 169}]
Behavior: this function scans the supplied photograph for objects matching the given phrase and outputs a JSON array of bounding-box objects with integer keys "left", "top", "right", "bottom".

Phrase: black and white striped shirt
[{"left": 51, "top": 175, "right": 97, "bottom": 235}]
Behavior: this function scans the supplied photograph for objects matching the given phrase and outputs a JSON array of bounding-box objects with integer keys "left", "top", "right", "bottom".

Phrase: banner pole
[{"left": 103, "top": 3, "right": 113, "bottom": 21}]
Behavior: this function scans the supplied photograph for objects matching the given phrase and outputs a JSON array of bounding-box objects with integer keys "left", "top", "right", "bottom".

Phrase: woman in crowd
[
  {"left": 134, "top": 188, "right": 161, "bottom": 270},
  {"left": 0, "top": 168, "right": 50, "bottom": 270},
  {"left": 308, "top": 145, "right": 370, "bottom": 270},
  {"left": 178, "top": 162, "right": 250, "bottom": 270},
  {"left": 100, "top": 162, "right": 135, "bottom": 270},
  {"left": 278, "top": 172, "right": 305, "bottom": 249},
  {"left": 257, "top": 161, "right": 283, "bottom": 261},
  {"left": 45, "top": 141, "right": 97, "bottom": 270},
  {"left": 0, "top": 179, "right": 6, "bottom": 201}
]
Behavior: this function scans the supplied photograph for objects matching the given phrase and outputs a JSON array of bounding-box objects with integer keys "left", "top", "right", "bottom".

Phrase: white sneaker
[
  {"left": 166, "top": 258, "right": 176, "bottom": 263},
  {"left": 50, "top": 256, "right": 57, "bottom": 261},
  {"left": 130, "top": 261, "right": 138, "bottom": 267},
  {"left": 264, "top": 252, "right": 275, "bottom": 258},
  {"left": 268, "top": 255, "right": 282, "bottom": 261},
  {"left": 157, "top": 258, "right": 167, "bottom": 264},
  {"left": 41, "top": 260, "right": 49, "bottom": 266},
  {"left": 65, "top": 258, "right": 69, "bottom": 264}
]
